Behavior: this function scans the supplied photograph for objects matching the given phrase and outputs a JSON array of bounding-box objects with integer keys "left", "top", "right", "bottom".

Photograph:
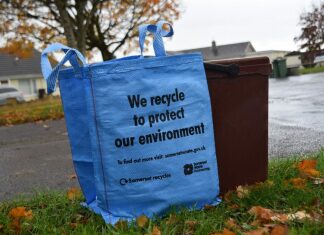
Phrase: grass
[
  {"left": 0, "top": 150, "right": 323, "bottom": 234},
  {"left": 0, "top": 96, "right": 63, "bottom": 126},
  {"left": 298, "top": 66, "right": 324, "bottom": 75}
]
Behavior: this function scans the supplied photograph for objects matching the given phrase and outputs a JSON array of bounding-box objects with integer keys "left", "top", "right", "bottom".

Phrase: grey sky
[{"left": 163, "top": 0, "right": 321, "bottom": 52}]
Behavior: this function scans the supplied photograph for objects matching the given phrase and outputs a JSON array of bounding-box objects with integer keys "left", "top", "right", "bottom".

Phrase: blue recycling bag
[{"left": 41, "top": 21, "right": 220, "bottom": 224}]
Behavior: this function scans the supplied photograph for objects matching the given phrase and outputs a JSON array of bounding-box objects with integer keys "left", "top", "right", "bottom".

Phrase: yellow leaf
[
  {"left": 67, "top": 187, "right": 82, "bottom": 201},
  {"left": 236, "top": 185, "right": 249, "bottom": 198},
  {"left": 302, "top": 168, "right": 320, "bottom": 177},
  {"left": 270, "top": 224, "right": 288, "bottom": 235},
  {"left": 150, "top": 225, "right": 161, "bottom": 235},
  {"left": 136, "top": 215, "right": 149, "bottom": 228},
  {"left": 8, "top": 207, "right": 33, "bottom": 220},
  {"left": 287, "top": 178, "right": 306, "bottom": 189},
  {"left": 211, "top": 228, "right": 236, "bottom": 235}
]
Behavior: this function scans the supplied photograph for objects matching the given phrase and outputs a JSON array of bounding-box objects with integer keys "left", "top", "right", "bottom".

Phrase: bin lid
[{"left": 205, "top": 56, "right": 272, "bottom": 78}]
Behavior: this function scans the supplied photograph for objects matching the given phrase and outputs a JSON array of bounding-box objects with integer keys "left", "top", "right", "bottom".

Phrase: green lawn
[
  {"left": 0, "top": 151, "right": 323, "bottom": 235},
  {"left": 0, "top": 96, "right": 63, "bottom": 126},
  {"left": 298, "top": 66, "right": 324, "bottom": 75}
]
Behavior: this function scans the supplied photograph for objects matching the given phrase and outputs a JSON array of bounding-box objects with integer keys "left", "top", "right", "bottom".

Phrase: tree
[
  {"left": 295, "top": 2, "right": 324, "bottom": 52},
  {"left": 0, "top": 0, "right": 181, "bottom": 60}
]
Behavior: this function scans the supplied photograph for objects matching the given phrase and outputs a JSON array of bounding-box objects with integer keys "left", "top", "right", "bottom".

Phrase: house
[
  {"left": 0, "top": 49, "right": 58, "bottom": 100},
  {"left": 168, "top": 41, "right": 256, "bottom": 61}
]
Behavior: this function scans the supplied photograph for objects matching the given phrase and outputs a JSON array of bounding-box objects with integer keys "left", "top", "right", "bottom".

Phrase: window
[
  {"left": 0, "top": 80, "right": 8, "bottom": 85},
  {"left": 0, "top": 87, "right": 18, "bottom": 93}
]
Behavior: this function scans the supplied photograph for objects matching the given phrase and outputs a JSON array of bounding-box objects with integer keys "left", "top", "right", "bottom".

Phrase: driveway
[{"left": 0, "top": 72, "right": 323, "bottom": 201}]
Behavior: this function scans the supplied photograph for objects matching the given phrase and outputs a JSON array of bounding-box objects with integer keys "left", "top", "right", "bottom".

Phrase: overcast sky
[{"left": 162, "top": 0, "right": 322, "bottom": 52}]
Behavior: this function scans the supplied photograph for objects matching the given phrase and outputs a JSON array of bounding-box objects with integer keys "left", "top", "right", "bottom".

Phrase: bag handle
[
  {"left": 41, "top": 43, "right": 87, "bottom": 94},
  {"left": 138, "top": 21, "right": 174, "bottom": 57}
]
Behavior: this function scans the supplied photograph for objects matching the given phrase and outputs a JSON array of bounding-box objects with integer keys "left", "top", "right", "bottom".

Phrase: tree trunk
[{"left": 99, "top": 47, "right": 115, "bottom": 61}]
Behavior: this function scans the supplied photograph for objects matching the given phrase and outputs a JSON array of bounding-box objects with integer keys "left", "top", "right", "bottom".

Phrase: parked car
[{"left": 0, "top": 87, "right": 25, "bottom": 105}]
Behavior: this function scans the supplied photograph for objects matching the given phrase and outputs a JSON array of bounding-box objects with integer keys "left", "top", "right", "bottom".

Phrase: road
[{"left": 0, "top": 72, "right": 323, "bottom": 201}]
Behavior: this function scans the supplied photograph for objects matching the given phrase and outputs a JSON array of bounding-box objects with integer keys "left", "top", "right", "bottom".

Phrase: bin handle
[{"left": 204, "top": 63, "right": 240, "bottom": 77}]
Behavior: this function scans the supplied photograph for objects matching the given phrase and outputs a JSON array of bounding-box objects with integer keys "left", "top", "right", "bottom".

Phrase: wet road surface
[{"left": 0, "top": 72, "right": 323, "bottom": 201}]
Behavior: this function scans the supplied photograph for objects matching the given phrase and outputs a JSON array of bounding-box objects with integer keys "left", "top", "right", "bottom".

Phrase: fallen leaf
[
  {"left": 310, "top": 177, "right": 324, "bottom": 185},
  {"left": 69, "top": 222, "right": 78, "bottom": 229},
  {"left": 185, "top": 220, "right": 198, "bottom": 230},
  {"left": 297, "top": 159, "right": 317, "bottom": 170},
  {"left": 224, "top": 191, "right": 233, "bottom": 202},
  {"left": 165, "top": 213, "right": 178, "bottom": 225},
  {"left": 204, "top": 204, "right": 215, "bottom": 210},
  {"left": 115, "top": 220, "right": 128, "bottom": 230},
  {"left": 302, "top": 168, "right": 321, "bottom": 177},
  {"left": 236, "top": 185, "right": 249, "bottom": 198},
  {"left": 150, "top": 225, "right": 161, "bottom": 235},
  {"left": 249, "top": 220, "right": 261, "bottom": 227},
  {"left": 248, "top": 206, "right": 275, "bottom": 222},
  {"left": 225, "top": 218, "right": 239, "bottom": 230},
  {"left": 211, "top": 228, "right": 236, "bottom": 235},
  {"left": 8, "top": 207, "right": 33, "bottom": 220},
  {"left": 243, "top": 227, "right": 269, "bottom": 235},
  {"left": 229, "top": 204, "right": 240, "bottom": 209},
  {"left": 0, "top": 224, "right": 4, "bottom": 231},
  {"left": 287, "top": 178, "right": 306, "bottom": 189},
  {"left": 67, "top": 187, "right": 82, "bottom": 201},
  {"left": 10, "top": 219, "right": 21, "bottom": 232},
  {"left": 270, "top": 224, "right": 288, "bottom": 235},
  {"left": 287, "top": 210, "right": 312, "bottom": 221},
  {"left": 136, "top": 215, "right": 149, "bottom": 228},
  {"left": 248, "top": 206, "right": 288, "bottom": 223}
]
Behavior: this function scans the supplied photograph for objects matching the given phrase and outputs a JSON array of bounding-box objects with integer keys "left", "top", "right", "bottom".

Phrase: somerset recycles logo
[
  {"left": 183, "top": 161, "right": 210, "bottom": 176},
  {"left": 184, "top": 164, "right": 193, "bottom": 175}
]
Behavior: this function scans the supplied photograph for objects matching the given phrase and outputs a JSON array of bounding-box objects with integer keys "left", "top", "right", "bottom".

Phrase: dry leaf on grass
[
  {"left": 301, "top": 168, "right": 321, "bottom": 177},
  {"left": 69, "top": 222, "right": 78, "bottom": 229},
  {"left": 270, "top": 224, "right": 288, "bottom": 235},
  {"left": 287, "top": 178, "right": 306, "bottom": 189},
  {"left": 114, "top": 220, "right": 128, "bottom": 230},
  {"left": 225, "top": 218, "right": 240, "bottom": 230},
  {"left": 8, "top": 207, "right": 33, "bottom": 220},
  {"left": 243, "top": 227, "right": 269, "bottom": 235},
  {"left": 150, "top": 225, "right": 161, "bottom": 235},
  {"left": 313, "top": 177, "right": 324, "bottom": 185},
  {"left": 165, "top": 214, "right": 178, "bottom": 225},
  {"left": 10, "top": 219, "right": 21, "bottom": 232},
  {"left": 204, "top": 204, "right": 216, "bottom": 210},
  {"left": 287, "top": 210, "right": 312, "bottom": 221},
  {"left": 297, "top": 159, "right": 321, "bottom": 177},
  {"left": 185, "top": 220, "right": 198, "bottom": 230},
  {"left": 136, "top": 215, "right": 149, "bottom": 228},
  {"left": 297, "top": 159, "right": 317, "bottom": 170},
  {"left": 248, "top": 206, "right": 288, "bottom": 223},
  {"left": 236, "top": 185, "right": 249, "bottom": 198},
  {"left": 211, "top": 228, "right": 236, "bottom": 235},
  {"left": 0, "top": 224, "right": 4, "bottom": 231},
  {"left": 67, "top": 187, "right": 82, "bottom": 201}
]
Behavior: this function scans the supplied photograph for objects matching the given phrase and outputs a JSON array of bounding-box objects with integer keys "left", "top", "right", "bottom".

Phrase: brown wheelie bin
[{"left": 204, "top": 57, "right": 272, "bottom": 194}]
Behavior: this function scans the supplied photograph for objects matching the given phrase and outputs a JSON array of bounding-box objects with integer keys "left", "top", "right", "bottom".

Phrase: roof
[
  {"left": 168, "top": 41, "right": 256, "bottom": 61},
  {"left": 0, "top": 49, "right": 42, "bottom": 80},
  {"left": 285, "top": 51, "right": 302, "bottom": 57}
]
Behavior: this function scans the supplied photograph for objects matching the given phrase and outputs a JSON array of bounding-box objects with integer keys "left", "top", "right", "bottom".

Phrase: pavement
[{"left": 0, "top": 72, "right": 323, "bottom": 201}]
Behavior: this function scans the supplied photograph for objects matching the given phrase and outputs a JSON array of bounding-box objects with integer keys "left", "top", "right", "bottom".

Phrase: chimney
[{"left": 212, "top": 40, "right": 217, "bottom": 55}]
